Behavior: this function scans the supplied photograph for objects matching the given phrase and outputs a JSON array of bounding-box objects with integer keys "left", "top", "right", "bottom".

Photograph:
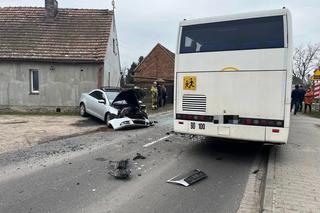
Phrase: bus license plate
[{"left": 190, "top": 122, "right": 205, "bottom": 130}]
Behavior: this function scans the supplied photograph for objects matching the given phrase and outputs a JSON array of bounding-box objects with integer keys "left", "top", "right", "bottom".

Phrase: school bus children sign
[{"left": 183, "top": 76, "right": 197, "bottom": 90}]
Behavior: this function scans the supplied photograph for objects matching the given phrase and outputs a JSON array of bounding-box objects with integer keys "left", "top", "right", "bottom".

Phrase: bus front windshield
[{"left": 180, "top": 16, "right": 284, "bottom": 54}]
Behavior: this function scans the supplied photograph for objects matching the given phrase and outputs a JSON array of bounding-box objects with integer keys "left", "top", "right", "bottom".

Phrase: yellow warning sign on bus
[{"left": 183, "top": 76, "right": 197, "bottom": 90}]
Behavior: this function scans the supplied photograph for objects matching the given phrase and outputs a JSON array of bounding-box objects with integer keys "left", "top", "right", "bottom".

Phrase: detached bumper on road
[{"left": 109, "top": 117, "right": 151, "bottom": 130}]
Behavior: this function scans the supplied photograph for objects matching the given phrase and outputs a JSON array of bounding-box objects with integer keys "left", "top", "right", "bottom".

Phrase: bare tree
[{"left": 293, "top": 43, "right": 320, "bottom": 84}]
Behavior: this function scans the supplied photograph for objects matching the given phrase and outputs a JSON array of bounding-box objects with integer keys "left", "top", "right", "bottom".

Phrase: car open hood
[{"left": 112, "top": 89, "right": 145, "bottom": 106}]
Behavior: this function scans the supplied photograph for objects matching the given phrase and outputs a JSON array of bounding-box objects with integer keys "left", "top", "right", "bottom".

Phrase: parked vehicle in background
[
  {"left": 174, "top": 9, "right": 293, "bottom": 144},
  {"left": 79, "top": 87, "right": 150, "bottom": 130}
]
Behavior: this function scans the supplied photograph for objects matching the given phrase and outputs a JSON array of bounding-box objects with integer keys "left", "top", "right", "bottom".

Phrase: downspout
[{"left": 97, "top": 64, "right": 104, "bottom": 88}]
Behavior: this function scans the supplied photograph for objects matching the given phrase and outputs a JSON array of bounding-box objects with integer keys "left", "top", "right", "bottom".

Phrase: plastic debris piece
[
  {"left": 252, "top": 169, "right": 259, "bottom": 174},
  {"left": 108, "top": 159, "right": 131, "bottom": 179},
  {"left": 167, "top": 169, "right": 207, "bottom": 187},
  {"left": 133, "top": 153, "right": 146, "bottom": 161},
  {"left": 166, "top": 131, "right": 174, "bottom": 135}
]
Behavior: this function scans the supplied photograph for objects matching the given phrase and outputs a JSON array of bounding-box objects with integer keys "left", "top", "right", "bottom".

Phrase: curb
[{"left": 261, "top": 146, "right": 276, "bottom": 213}]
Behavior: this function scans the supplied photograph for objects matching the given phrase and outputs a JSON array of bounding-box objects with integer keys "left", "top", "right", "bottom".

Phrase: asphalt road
[{"left": 0, "top": 112, "right": 265, "bottom": 213}]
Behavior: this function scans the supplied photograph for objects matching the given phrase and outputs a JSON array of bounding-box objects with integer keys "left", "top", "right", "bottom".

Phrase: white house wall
[
  {"left": 0, "top": 61, "right": 100, "bottom": 111},
  {"left": 104, "top": 16, "right": 121, "bottom": 87}
]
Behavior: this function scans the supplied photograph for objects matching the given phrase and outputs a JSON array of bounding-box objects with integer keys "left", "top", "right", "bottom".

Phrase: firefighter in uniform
[{"left": 150, "top": 81, "right": 158, "bottom": 110}]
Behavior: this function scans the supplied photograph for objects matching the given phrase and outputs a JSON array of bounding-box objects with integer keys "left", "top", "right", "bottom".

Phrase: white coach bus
[{"left": 174, "top": 9, "right": 293, "bottom": 144}]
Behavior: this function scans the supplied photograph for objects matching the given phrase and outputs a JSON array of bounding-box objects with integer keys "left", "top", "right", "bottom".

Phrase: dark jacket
[
  {"left": 157, "top": 85, "right": 163, "bottom": 99},
  {"left": 291, "top": 89, "right": 300, "bottom": 102},
  {"left": 298, "top": 88, "right": 306, "bottom": 102}
]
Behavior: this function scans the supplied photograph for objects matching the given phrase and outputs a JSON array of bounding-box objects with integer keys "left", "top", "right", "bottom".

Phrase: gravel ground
[
  {"left": 0, "top": 104, "right": 172, "bottom": 155},
  {"left": 0, "top": 115, "right": 105, "bottom": 154}
]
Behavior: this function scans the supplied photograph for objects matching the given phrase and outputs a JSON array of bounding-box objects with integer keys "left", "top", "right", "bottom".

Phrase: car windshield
[{"left": 105, "top": 91, "right": 120, "bottom": 103}]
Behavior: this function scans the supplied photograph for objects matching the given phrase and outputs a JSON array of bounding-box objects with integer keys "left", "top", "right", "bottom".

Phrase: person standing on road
[
  {"left": 298, "top": 85, "right": 306, "bottom": 112},
  {"left": 304, "top": 87, "right": 314, "bottom": 113},
  {"left": 162, "top": 84, "right": 167, "bottom": 106},
  {"left": 150, "top": 82, "right": 158, "bottom": 110},
  {"left": 291, "top": 85, "right": 300, "bottom": 115},
  {"left": 157, "top": 82, "right": 163, "bottom": 108}
]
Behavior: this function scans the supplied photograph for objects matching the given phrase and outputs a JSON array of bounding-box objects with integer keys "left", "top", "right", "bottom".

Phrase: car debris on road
[
  {"left": 133, "top": 153, "right": 146, "bottom": 161},
  {"left": 108, "top": 159, "right": 131, "bottom": 179},
  {"left": 167, "top": 169, "right": 207, "bottom": 187}
]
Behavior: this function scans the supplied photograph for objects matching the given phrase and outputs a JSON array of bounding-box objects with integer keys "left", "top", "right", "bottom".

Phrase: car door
[
  {"left": 93, "top": 91, "right": 108, "bottom": 120},
  {"left": 87, "top": 91, "right": 100, "bottom": 118}
]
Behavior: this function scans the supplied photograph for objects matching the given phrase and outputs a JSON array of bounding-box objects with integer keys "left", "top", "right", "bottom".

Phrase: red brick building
[{"left": 133, "top": 43, "right": 175, "bottom": 88}]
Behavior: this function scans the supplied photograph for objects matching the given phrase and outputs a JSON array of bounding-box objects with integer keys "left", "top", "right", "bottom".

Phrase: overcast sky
[{"left": 0, "top": 0, "right": 319, "bottom": 68}]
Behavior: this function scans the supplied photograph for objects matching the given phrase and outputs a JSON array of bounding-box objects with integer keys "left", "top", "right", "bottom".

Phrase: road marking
[{"left": 143, "top": 135, "right": 172, "bottom": 148}]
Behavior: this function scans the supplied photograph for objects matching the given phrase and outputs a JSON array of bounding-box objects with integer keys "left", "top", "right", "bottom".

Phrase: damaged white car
[{"left": 79, "top": 88, "right": 151, "bottom": 130}]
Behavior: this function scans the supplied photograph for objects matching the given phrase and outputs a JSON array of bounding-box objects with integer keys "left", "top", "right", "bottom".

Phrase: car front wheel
[
  {"left": 80, "top": 103, "right": 87, "bottom": 117},
  {"left": 105, "top": 113, "right": 112, "bottom": 127}
]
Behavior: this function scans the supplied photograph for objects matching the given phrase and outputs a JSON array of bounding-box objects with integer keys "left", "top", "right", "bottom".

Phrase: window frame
[
  {"left": 89, "top": 91, "right": 104, "bottom": 100},
  {"left": 30, "top": 69, "right": 39, "bottom": 94}
]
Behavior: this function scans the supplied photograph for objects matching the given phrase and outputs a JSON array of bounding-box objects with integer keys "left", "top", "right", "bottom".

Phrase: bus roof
[{"left": 180, "top": 8, "right": 291, "bottom": 27}]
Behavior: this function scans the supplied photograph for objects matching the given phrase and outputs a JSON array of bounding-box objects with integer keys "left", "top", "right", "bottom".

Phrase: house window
[{"left": 30, "top": 69, "right": 39, "bottom": 94}]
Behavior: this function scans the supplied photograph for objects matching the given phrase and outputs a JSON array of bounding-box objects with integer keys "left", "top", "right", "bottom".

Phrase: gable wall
[
  {"left": 104, "top": 16, "right": 121, "bottom": 87},
  {"left": 133, "top": 46, "right": 174, "bottom": 84}
]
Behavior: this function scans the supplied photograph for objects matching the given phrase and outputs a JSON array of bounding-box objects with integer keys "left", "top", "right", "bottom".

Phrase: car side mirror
[{"left": 98, "top": 99, "right": 106, "bottom": 104}]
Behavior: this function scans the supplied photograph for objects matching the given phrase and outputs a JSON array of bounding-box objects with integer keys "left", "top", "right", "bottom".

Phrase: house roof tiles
[{"left": 0, "top": 7, "right": 113, "bottom": 63}]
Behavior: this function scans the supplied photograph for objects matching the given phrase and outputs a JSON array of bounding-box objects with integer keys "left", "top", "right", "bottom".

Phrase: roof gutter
[{"left": 0, "top": 57, "right": 104, "bottom": 64}]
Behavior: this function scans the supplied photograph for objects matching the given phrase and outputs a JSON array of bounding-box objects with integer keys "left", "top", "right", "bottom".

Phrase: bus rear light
[
  {"left": 199, "top": 115, "right": 206, "bottom": 121},
  {"left": 268, "top": 120, "right": 275, "bottom": 126},
  {"left": 244, "top": 118, "right": 252, "bottom": 125},
  {"left": 176, "top": 114, "right": 284, "bottom": 128},
  {"left": 272, "top": 129, "right": 280, "bottom": 133},
  {"left": 260, "top": 120, "right": 268, "bottom": 125},
  {"left": 187, "top": 115, "right": 193, "bottom": 120},
  {"left": 253, "top": 119, "right": 259, "bottom": 125},
  {"left": 176, "top": 114, "right": 214, "bottom": 122}
]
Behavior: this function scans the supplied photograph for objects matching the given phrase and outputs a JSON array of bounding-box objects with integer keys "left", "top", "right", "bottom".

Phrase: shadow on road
[{"left": 187, "top": 137, "right": 263, "bottom": 160}]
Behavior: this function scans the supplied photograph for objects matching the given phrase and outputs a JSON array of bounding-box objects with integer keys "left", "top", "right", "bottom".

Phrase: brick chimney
[{"left": 45, "top": 0, "right": 58, "bottom": 18}]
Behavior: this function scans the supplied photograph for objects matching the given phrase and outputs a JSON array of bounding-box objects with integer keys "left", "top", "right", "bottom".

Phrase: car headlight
[{"left": 120, "top": 121, "right": 130, "bottom": 126}]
